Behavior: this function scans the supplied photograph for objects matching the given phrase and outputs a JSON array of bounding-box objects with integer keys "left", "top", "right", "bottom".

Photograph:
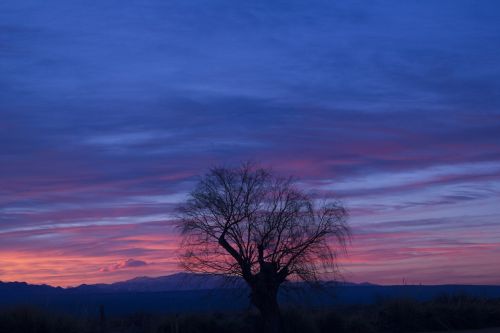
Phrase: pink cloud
[{"left": 99, "top": 259, "right": 149, "bottom": 272}]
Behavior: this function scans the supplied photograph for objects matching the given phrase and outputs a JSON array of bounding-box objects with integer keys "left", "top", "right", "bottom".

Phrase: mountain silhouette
[
  {"left": 71, "top": 272, "right": 241, "bottom": 293},
  {"left": 1, "top": 273, "right": 499, "bottom": 315}
]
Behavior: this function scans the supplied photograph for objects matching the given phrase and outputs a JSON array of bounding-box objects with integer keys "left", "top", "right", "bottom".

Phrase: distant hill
[
  {"left": 1, "top": 273, "right": 500, "bottom": 315},
  {"left": 71, "top": 272, "right": 240, "bottom": 293},
  {"left": 0, "top": 273, "right": 376, "bottom": 294},
  {"left": 69, "top": 273, "right": 375, "bottom": 293}
]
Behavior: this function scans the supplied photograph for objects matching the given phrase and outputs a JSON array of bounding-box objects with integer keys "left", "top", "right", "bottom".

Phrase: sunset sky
[{"left": 1, "top": 1, "right": 500, "bottom": 287}]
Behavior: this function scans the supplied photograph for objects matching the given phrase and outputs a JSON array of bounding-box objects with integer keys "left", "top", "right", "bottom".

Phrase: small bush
[
  {"left": 282, "top": 308, "right": 319, "bottom": 333},
  {"left": 317, "top": 310, "right": 345, "bottom": 333}
]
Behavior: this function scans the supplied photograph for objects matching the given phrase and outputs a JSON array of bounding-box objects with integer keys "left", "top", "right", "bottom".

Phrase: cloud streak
[{"left": 99, "top": 259, "right": 149, "bottom": 272}]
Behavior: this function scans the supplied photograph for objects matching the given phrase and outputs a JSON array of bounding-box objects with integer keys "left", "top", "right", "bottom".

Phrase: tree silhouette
[{"left": 177, "top": 163, "right": 350, "bottom": 333}]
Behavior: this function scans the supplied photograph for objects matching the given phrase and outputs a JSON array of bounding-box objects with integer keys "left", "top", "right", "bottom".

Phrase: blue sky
[{"left": 1, "top": 0, "right": 500, "bottom": 286}]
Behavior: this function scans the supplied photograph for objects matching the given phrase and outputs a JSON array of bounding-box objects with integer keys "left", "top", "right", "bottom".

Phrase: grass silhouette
[{"left": 0, "top": 295, "right": 499, "bottom": 333}]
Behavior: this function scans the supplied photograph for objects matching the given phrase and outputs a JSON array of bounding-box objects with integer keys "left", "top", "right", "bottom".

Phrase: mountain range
[{"left": 1, "top": 273, "right": 499, "bottom": 315}]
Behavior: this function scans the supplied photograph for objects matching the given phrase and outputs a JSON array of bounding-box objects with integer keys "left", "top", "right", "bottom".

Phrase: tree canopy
[{"left": 178, "top": 163, "right": 350, "bottom": 285}]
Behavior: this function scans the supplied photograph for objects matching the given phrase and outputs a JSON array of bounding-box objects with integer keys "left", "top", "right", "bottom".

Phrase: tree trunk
[{"left": 251, "top": 284, "right": 284, "bottom": 333}]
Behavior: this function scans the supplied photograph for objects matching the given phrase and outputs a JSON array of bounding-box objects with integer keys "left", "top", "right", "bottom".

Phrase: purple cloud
[{"left": 99, "top": 259, "right": 149, "bottom": 273}]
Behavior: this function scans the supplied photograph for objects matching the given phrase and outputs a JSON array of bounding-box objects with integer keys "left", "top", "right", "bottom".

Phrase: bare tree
[{"left": 177, "top": 163, "right": 349, "bottom": 333}]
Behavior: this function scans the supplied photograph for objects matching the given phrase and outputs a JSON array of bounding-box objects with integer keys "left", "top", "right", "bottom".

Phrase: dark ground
[{"left": 1, "top": 294, "right": 499, "bottom": 333}]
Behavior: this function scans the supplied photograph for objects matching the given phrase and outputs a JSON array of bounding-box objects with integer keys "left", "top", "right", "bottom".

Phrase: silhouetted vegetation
[
  {"left": 178, "top": 163, "right": 350, "bottom": 332},
  {"left": 1, "top": 295, "right": 499, "bottom": 333}
]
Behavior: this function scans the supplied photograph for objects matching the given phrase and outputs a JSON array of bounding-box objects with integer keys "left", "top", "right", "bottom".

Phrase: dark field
[{"left": 1, "top": 295, "right": 499, "bottom": 333}]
